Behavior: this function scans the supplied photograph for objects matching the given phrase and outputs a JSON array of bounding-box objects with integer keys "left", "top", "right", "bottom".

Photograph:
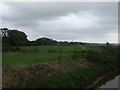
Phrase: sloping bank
[
  {"left": 3, "top": 58, "right": 119, "bottom": 88},
  {"left": 27, "top": 46, "right": 119, "bottom": 88},
  {"left": 37, "top": 59, "right": 119, "bottom": 89},
  {"left": 3, "top": 59, "right": 89, "bottom": 88},
  {"left": 86, "top": 68, "right": 120, "bottom": 89},
  {"left": 3, "top": 46, "right": 119, "bottom": 88}
]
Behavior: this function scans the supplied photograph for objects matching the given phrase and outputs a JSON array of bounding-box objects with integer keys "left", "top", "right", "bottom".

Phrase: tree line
[
  {"left": 0, "top": 28, "right": 110, "bottom": 47},
  {"left": 1, "top": 28, "right": 86, "bottom": 47}
]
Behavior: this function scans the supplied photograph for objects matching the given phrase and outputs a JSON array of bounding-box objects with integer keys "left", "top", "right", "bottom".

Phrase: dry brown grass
[{"left": 3, "top": 59, "right": 89, "bottom": 88}]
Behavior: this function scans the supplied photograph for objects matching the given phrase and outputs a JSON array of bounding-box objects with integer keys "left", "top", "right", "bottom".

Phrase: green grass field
[
  {"left": 2, "top": 45, "right": 120, "bottom": 88},
  {"left": 3, "top": 45, "right": 104, "bottom": 69},
  {"left": 3, "top": 45, "right": 78, "bottom": 69},
  {"left": 2, "top": 45, "right": 117, "bottom": 69}
]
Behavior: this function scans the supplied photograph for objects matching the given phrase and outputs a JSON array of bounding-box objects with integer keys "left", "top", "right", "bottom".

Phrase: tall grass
[
  {"left": 17, "top": 59, "right": 119, "bottom": 88},
  {"left": 3, "top": 45, "right": 119, "bottom": 88}
]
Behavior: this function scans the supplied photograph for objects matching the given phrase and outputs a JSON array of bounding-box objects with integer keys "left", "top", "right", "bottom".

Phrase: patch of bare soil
[{"left": 3, "top": 59, "right": 89, "bottom": 88}]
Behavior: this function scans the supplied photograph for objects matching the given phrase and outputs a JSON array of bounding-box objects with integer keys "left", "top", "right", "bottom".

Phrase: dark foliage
[
  {"left": 1, "top": 28, "right": 86, "bottom": 47},
  {"left": 1, "top": 29, "right": 29, "bottom": 46},
  {"left": 2, "top": 47, "right": 20, "bottom": 52}
]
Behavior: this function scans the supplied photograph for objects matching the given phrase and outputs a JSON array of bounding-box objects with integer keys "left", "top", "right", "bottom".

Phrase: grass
[
  {"left": 19, "top": 45, "right": 83, "bottom": 53},
  {"left": 2, "top": 45, "right": 120, "bottom": 88},
  {"left": 3, "top": 52, "right": 72, "bottom": 69},
  {"left": 19, "top": 59, "right": 119, "bottom": 88},
  {"left": 2, "top": 45, "right": 85, "bottom": 69},
  {"left": 14, "top": 59, "right": 119, "bottom": 88},
  {"left": 3, "top": 45, "right": 118, "bottom": 69}
]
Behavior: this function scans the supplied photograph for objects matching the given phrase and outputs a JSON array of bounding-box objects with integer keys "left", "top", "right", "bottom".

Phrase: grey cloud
[{"left": 2, "top": 2, "right": 118, "bottom": 42}]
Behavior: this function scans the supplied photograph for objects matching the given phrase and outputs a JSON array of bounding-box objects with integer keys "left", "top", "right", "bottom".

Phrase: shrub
[
  {"left": 2, "top": 47, "right": 20, "bottom": 52},
  {"left": 84, "top": 50, "right": 104, "bottom": 63},
  {"left": 32, "top": 48, "right": 39, "bottom": 52},
  {"left": 11, "top": 47, "right": 20, "bottom": 52},
  {"left": 72, "top": 50, "right": 86, "bottom": 60},
  {"left": 48, "top": 50, "right": 56, "bottom": 53}
]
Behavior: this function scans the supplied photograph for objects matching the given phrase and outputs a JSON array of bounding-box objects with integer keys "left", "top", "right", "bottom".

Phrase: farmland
[
  {"left": 2, "top": 45, "right": 120, "bottom": 88},
  {"left": 3, "top": 45, "right": 83, "bottom": 69}
]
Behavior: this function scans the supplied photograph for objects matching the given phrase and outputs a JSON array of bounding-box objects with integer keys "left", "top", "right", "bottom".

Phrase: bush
[
  {"left": 12, "top": 47, "right": 20, "bottom": 52},
  {"left": 32, "top": 48, "right": 39, "bottom": 52},
  {"left": 84, "top": 50, "right": 104, "bottom": 63},
  {"left": 48, "top": 50, "right": 56, "bottom": 53},
  {"left": 2, "top": 47, "right": 20, "bottom": 52},
  {"left": 72, "top": 50, "right": 86, "bottom": 60}
]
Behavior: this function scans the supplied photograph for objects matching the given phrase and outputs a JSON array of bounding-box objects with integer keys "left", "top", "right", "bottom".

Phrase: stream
[{"left": 95, "top": 73, "right": 120, "bottom": 89}]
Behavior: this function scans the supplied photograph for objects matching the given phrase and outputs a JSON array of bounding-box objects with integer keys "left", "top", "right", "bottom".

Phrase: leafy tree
[
  {"left": 34, "top": 37, "right": 57, "bottom": 46},
  {"left": 1, "top": 28, "right": 29, "bottom": 46},
  {"left": 8, "top": 30, "right": 28, "bottom": 46}
]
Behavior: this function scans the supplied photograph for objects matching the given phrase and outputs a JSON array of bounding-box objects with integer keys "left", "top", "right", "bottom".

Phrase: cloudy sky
[{"left": 0, "top": 2, "right": 118, "bottom": 43}]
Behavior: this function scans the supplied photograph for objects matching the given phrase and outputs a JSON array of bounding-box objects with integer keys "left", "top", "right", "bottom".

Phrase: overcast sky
[{"left": 0, "top": 2, "right": 118, "bottom": 43}]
